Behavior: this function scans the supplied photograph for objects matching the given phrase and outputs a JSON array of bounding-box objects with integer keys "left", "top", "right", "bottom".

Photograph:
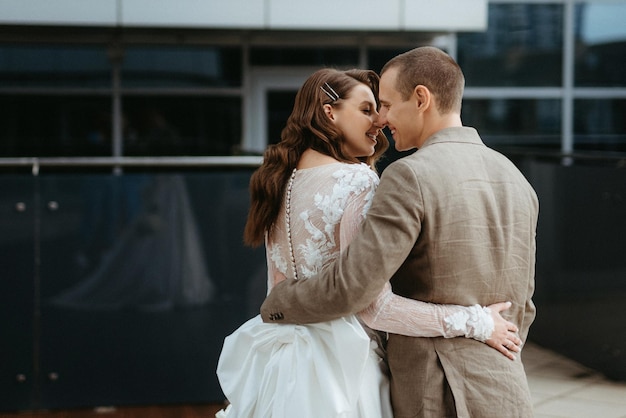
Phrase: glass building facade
[
  {"left": 0, "top": 1, "right": 624, "bottom": 161},
  {"left": 458, "top": 2, "right": 626, "bottom": 154}
]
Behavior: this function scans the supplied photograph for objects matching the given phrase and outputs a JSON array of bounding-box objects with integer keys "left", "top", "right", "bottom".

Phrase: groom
[{"left": 260, "top": 47, "right": 538, "bottom": 417}]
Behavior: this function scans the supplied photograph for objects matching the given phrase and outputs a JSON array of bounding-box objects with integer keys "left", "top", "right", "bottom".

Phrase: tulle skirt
[{"left": 216, "top": 315, "right": 392, "bottom": 418}]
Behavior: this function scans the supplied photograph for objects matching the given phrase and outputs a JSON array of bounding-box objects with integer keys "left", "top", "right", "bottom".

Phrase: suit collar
[{"left": 420, "top": 126, "right": 484, "bottom": 149}]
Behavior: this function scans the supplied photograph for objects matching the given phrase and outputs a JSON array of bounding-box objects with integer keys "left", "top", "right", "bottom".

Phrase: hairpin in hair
[{"left": 320, "top": 83, "right": 340, "bottom": 102}]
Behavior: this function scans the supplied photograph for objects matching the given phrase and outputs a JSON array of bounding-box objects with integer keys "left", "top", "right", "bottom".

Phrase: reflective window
[
  {"left": 0, "top": 45, "right": 110, "bottom": 88},
  {"left": 462, "top": 99, "right": 561, "bottom": 149},
  {"left": 267, "top": 91, "right": 296, "bottom": 145},
  {"left": 0, "top": 96, "right": 111, "bottom": 157},
  {"left": 250, "top": 47, "right": 358, "bottom": 67},
  {"left": 122, "top": 96, "right": 242, "bottom": 156},
  {"left": 574, "top": 99, "right": 626, "bottom": 152},
  {"left": 574, "top": 2, "right": 626, "bottom": 87},
  {"left": 0, "top": 95, "right": 242, "bottom": 158},
  {"left": 458, "top": 4, "right": 563, "bottom": 87},
  {"left": 367, "top": 47, "right": 421, "bottom": 74},
  {"left": 122, "top": 46, "right": 242, "bottom": 87}
]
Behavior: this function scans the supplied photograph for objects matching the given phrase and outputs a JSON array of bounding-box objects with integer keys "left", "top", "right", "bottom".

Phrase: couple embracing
[{"left": 217, "top": 46, "right": 538, "bottom": 418}]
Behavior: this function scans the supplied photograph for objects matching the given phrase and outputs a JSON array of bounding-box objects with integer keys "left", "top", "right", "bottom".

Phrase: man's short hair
[{"left": 381, "top": 46, "right": 465, "bottom": 114}]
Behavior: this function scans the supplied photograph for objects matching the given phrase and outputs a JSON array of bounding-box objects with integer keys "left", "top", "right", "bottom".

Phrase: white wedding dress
[{"left": 216, "top": 162, "right": 494, "bottom": 418}]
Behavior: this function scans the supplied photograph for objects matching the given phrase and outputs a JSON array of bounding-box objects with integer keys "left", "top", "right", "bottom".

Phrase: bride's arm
[
  {"left": 357, "top": 284, "right": 521, "bottom": 360},
  {"left": 264, "top": 234, "right": 287, "bottom": 295}
]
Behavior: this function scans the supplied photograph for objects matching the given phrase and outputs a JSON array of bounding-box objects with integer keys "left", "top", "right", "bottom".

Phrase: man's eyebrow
[{"left": 379, "top": 99, "right": 390, "bottom": 105}]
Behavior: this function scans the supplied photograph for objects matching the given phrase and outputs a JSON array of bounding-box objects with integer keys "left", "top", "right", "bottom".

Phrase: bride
[{"left": 215, "top": 68, "right": 520, "bottom": 418}]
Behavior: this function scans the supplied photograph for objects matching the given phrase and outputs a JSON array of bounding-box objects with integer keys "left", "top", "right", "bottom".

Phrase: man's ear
[
  {"left": 323, "top": 103, "right": 335, "bottom": 121},
  {"left": 413, "top": 85, "right": 431, "bottom": 111}
]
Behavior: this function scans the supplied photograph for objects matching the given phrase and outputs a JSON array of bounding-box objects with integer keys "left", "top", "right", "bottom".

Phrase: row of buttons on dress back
[
  {"left": 285, "top": 168, "right": 298, "bottom": 281},
  {"left": 268, "top": 168, "right": 297, "bottom": 322},
  {"left": 268, "top": 312, "right": 284, "bottom": 321}
]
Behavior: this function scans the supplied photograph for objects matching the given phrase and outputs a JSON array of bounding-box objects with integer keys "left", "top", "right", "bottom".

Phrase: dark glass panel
[
  {"left": 122, "top": 96, "right": 242, "bottom": 156},
  {"left": 34, "top": 172, "right": 264, "bottom": 408},
  {"left": 0, "top": 95, "right": 111, "bottom": 157},
  {"left": 574, "top": 99, "right": 626, "bottom": 152},
  {"left": 462, "top": 98, "right": 561, "bottom": 149},
  {"left": 0, "top": 44, "right": 110, "bottom": 88},
  {"left": 523, "top": 159, "right": 626, "bottom": 381},
  {"left": 575, "top": 3, "right": 626, "bottom": 87},
  {"left": 0, "top": 176, "right": 35, "bottom": 411},
  {"left": 122, "top": 46, "right": 242, "bottom": 87},
  {"left": 458, "top": 4, "right": 563, "bottom": 87},
  {"left": 250, "top": 47, "right": 358, "bottom": 67}
]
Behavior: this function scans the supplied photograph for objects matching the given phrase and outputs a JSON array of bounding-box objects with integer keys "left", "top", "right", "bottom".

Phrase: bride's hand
[{"left": 484, "top": 301, "right": 522, "bottom": 360}]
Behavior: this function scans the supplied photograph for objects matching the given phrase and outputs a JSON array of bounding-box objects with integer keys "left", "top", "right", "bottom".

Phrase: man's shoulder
[
  {"left": 381, "top": 155, "right": 418, "bottom": 178},
  {"left": 382, "top": 147, "right": 440, "bottom": 178}
]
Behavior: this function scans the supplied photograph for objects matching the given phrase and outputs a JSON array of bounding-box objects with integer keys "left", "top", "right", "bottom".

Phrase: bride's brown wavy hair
[{"left": 244, "top": 68, "right": 389, "bottom": 247}]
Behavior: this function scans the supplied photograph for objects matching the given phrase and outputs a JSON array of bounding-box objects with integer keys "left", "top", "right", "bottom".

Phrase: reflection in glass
[
  {"left": 0, "top": 44, "right": 111, "bottom": 88},
  {"left": 368, "top": 47, "right": 420, "bottom": 74},
  {"left": 267, "top": 91, "right": 297, "bottom": 145},
  {"left": 458, "top": 4, "right": 563, "bottom": 87},
  {"left": 29, "top": 172, "right": 266, "bottom": 406},
  {"left": 575, "top": 2, "right": 626, "bottom": 87},
  {"left": 574, "top": 99, "right": 626, "bottom": 152},
  {"left": 122, "top": 46, "right": 242, "bottom": 87},
  {"left": 0, "top": 95, "right": 242, "bottom": 158},
  {"left": 0, "top": 95, "right": 111, "bottom": 158},
  {"left": 50, "top": 175, "right": 215, "bottom": 311},
  {"left": 462, "top": 99, "right": 561, "bottom": 149},
  {"left": 250, "top": 47, "right": 358, "bottom": 67},
  {"left": 122, "top": 96, "right": 242, "bottom": 156}
]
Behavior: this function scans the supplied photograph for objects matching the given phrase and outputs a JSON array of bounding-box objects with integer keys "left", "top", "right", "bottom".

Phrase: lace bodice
[
  {"left": 267, "top": 162, "right": 376, "bottom": 286},
  {"left": 265, "top": 162, "right": 494, "bottom": 341}
]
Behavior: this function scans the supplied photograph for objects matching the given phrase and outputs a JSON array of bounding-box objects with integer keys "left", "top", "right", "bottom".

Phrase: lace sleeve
[
  {"left": 358, "top": 283, "right": 494, "bottom": 341},
  {"left": 264, "top": 234, "right": 287, "bottom": 294}
]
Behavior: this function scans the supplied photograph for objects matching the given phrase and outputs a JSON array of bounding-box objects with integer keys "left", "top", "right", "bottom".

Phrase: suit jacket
[{"left": 261, "top": 126, "right": 538, "bottom": 418}]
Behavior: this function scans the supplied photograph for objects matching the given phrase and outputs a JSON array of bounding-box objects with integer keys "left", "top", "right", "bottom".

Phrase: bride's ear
[{"left": 323, "top": 104, "right": 336, "bottom": 121}]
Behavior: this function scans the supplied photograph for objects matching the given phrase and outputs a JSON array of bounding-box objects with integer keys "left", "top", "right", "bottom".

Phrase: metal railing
[{"left": 0, "top": 156, "right": 264, "bottom": 174}]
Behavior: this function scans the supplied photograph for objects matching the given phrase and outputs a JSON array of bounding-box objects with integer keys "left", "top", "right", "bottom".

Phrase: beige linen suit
[{"left": 261, "top": 126, "right": 538, "bottom": 418}]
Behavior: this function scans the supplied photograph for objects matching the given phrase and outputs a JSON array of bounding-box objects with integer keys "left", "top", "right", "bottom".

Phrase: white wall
[
  {"left": 0, "top": 0, "right": 487, "bottom": 31},
  {"left": 0, "top": 0, "right": 118, "bottom": 26}
]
